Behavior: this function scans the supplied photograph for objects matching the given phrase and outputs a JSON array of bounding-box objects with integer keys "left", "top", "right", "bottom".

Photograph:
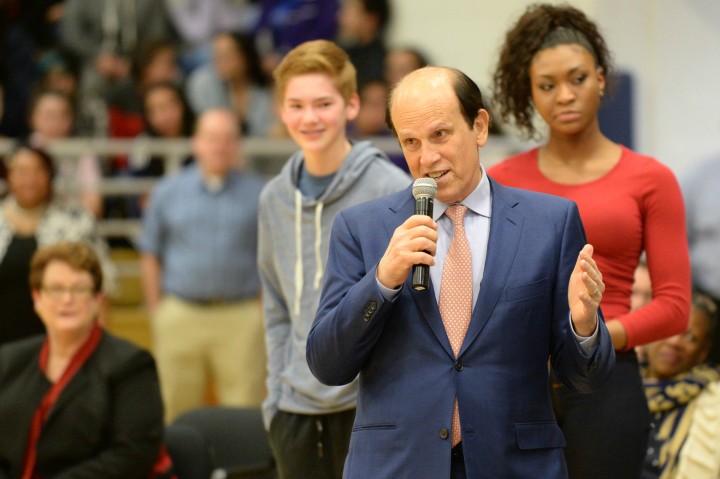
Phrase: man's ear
[{"left": 474, "top": 109, "right": 490, "bottom": 147}]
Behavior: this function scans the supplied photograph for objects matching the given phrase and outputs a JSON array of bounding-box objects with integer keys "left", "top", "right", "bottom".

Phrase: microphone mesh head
[{"left": 412, "top": 177, "right": 438, "bottom": 199}]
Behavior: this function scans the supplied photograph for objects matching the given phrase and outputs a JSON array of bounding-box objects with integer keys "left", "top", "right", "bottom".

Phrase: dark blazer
[
  {"left": 0, "top": 332, "right": 164, "bottom": 479},
  {"left": 307, "top": 179, "right": 615, "bottom": 478}
]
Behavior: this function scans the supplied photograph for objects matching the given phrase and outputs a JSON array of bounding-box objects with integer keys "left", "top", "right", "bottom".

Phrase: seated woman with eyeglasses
[{"left": 0, "top": 242, "right": 165, "bottom": 479}]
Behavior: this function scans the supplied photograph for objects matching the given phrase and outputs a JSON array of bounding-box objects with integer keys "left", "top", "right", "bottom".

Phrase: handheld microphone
[{"left": 411, "top": 177, "right": 437, "bottom": 291}]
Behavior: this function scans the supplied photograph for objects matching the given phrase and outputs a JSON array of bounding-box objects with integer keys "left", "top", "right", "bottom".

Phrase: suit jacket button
[
  {"left": 454, "top": 360, "right": 463, "bottom": 371},
  {"left": 363, "top": 301, "right": 378, "bottom": 319},
  {"left": 439, "top": 428, "right": 449, "bottom": 440}
]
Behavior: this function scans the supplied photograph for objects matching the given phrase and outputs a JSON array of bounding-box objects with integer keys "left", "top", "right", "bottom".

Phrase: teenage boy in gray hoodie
[{"left": 257, "top": 40, "right": 409, "bottom": 478}]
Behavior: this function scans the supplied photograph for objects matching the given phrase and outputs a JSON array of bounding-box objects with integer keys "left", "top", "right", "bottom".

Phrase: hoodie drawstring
[
  {"left": 293, "top": 190, "right": 326, "bottom": 316},
  {"left": 294, "top": 190, "right": 304, "bottom": 316}
]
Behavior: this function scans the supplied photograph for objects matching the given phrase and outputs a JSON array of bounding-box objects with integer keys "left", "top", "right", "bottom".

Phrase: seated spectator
[
  {"left": 27, "top": 89, "right": 103, "bottom": 217},
  {"left": 347, "top": 78, "right": 406, "bottom": 172},
  {"left": 134, "top": 41, "right": 182, "bottom": 92},
  {"left": 0, "top": 242, "right": 165, "bottom": 478},
  {"left": 186, "top": 32, "right": 274, "bottom": 136},
  {"left": 384, "top": 46, "right": 430, "bottom": 86},
  {"left": 0, "top": 145, "right": 115, "bottom": 346},
  {"left": 59, "top": 0, "right": 173, "bottom": 137},
  {"left": 348, "top": 79, "right": 390, "bottom": 138},
  {"left": 642, "top": 291, "right": 720, "bottom": 478},
  {"left": 132, "top": 81, "right": 196, "bottom": 177},
  {"left": 164, "top": 0, "right": 261, "bottom": 74},
  {"left": 337, "top": 0, "right": 391, "bottom": 88},
  {"left": 0, "top": 0, "right": 65, "bottom": 139},
  {"left": 105, "top": 40, "right": 184, "bottom": 144},
  {"left": 35, "top": 49, "right": 81, "bottom": 103},
  {"left": 125, "top": 82, "right": 196, "bottom": 216}
]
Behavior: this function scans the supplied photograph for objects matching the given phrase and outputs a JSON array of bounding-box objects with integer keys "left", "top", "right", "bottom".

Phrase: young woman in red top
[{"left": 488, "top": 4, "right": 691, "bottom": 479}]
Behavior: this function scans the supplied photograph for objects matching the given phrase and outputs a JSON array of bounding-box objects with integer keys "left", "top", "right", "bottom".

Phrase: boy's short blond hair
[{"left": 274, "top": 40, "right": 357, "bottom": 104}]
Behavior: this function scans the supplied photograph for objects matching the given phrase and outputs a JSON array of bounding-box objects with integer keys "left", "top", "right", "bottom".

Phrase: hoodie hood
[
  {"left": 279, "top": 140, "right": 402, "bottom": 314},
  {"left": 281, "top": 140, "right": 390, "bottom": 206}
]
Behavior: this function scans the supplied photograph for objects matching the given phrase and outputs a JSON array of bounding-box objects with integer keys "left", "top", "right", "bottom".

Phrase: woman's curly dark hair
[{"left": 492, "top": 3, "right": 614, "bottom": 139}]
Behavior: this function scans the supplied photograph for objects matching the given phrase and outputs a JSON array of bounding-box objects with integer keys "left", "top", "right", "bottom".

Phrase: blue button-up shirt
[{"left": 139, "top": 165, "right": 266, "bottom": 301}]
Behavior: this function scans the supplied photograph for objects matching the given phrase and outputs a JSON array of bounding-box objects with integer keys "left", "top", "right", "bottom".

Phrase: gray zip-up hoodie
[{"left": 258, "top": 141, "right": 410, "bottom": 428}]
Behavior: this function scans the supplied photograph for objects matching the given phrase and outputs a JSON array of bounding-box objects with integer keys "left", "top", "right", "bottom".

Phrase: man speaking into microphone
[{"left": 307, "top": 66, "right": 615, "bottom": 479}]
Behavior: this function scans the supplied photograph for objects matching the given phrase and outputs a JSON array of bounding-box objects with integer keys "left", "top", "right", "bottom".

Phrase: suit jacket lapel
[{"left": 460, "top": 181, "right": 523, "bottom": 357}]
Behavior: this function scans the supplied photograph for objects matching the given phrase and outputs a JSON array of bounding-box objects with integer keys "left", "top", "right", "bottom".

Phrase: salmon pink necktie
[{"left": 438, "top": 204, "right": 472, "bottom": 447}]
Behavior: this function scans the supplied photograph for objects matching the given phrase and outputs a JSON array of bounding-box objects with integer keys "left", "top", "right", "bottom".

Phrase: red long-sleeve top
[{"left": 488, "top": 146, "right": 691, "bottom": 349}]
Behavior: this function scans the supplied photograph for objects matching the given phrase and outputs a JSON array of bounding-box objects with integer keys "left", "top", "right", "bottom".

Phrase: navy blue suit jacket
[{"left": 307, "top": 178, "right": 615, "bottom": 478}]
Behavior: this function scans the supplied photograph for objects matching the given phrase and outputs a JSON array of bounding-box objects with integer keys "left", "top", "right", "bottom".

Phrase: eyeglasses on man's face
[{"left": 41, "top": 284, "right": 96, "bottom": 300}]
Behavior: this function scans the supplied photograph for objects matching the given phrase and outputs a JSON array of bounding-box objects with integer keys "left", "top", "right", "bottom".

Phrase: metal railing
[
  {"left": 0, "top": 135, "right": 520, "bottom": 242},
  {"left": 0, "top": 136, "right": 405, "bottom": 176}
]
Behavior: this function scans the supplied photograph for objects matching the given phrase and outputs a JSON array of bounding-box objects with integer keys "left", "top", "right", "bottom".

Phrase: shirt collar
[
  {"left": 432, "top": 164, "right": 492, "bottom": 221},
  {"left": 190, "top": 164, "right": 233, "bottom": 193}
]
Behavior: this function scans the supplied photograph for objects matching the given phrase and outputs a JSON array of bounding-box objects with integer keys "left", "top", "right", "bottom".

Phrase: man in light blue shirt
[{"left": 139, "top": 108, "right": 266, "bottom": 422}]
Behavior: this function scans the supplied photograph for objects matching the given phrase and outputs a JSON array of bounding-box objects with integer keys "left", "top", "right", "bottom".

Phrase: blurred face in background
[
  {"left": 142, "top": 46, "right": 180, "bottom": 86},
  {"left": 338, "top": 0, "right": 363, "bottom": 43},
  {"left": 7, "top": 148, "right": 53, "bottom": 208},
  {"left": 386, "top": 49, "right": 424, "bottom": 86},
  {"left": 354, "top": 80, "right": 389, "bottom": 136},
  {"left": 192, "top": 109, "right": 241, "bottom": 177},
  {"left": 646, "top": 307, "right": 713, "bottom": 380},
  {"left": 213, "top": 34, "right": 247, "bottom": 82},
  {"left": 145, "top": 86, "right": 184, "bottom": 138},
  {"left": 31, "top": 93, "right": 74, "bottom": 139},
  {"left": 337, "top": 0, "right": 378, "bottom": 45},
  {"left": 43, "top": 68, "right": 78, "bottom": 98}
]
